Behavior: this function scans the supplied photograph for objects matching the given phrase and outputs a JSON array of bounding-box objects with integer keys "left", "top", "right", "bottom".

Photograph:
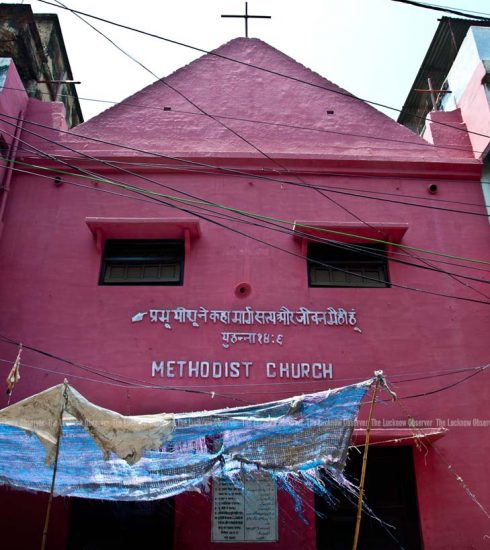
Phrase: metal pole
[
  {"left": 352, "top": 377, "right": 381, "bottom": 550},
  {"left": 428, "top": 78, "right": 437, "bottom": 110},
  {"left": 245, "top": 2, "right": 248, "bottom": 38},
  {"left": 40, "top": 395, "right": 65, "bottom": 550}
]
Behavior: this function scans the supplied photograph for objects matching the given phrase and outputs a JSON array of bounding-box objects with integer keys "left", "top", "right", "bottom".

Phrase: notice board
[{"left": 212, "top": 475, "right": 278, "bottom": 542}]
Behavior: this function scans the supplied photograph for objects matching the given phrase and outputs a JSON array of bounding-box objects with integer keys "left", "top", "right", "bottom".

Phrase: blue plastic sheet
[{"left": 0, "top": 379, "right": 372, "bottom": 500}]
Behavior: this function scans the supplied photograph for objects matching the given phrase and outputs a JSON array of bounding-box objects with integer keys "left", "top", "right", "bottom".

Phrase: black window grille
[
  {"left": 307, "top": 242, "right": 389, "bottom": 288},
  {"left": 100, "top": 240, "right": 184, "bottom": 285}
]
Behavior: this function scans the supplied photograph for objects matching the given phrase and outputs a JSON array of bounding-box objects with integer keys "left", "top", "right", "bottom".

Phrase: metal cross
[{"left": 221, "top": 2, "right": 271, "bottom": 38}]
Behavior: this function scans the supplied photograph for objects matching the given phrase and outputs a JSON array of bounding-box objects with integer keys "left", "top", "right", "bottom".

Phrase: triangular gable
[{"left": 68, "top": 38, "right": 464, "bottom": 160}]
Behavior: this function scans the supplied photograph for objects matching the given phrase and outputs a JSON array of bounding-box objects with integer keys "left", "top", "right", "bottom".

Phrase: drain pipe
[{"left": 0, "top": 109, "right": 25, "bottom": 226}]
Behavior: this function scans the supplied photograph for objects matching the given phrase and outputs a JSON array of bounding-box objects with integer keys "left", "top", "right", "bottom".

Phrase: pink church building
[{"left": 0, "top": 33, "right": 489, "bottom": 549}]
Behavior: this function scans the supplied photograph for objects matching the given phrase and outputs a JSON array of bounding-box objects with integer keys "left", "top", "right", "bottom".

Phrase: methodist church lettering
[{"left": 151, "top": 360, "right": 333, "bottom": 380}]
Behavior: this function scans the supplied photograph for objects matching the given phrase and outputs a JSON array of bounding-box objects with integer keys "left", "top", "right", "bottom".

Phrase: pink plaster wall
[
  {"left": 424, "top": 108, "right": 474, "bottom": 156},
  {"left": 423, "top": 62, "right": 490, "bottom": 160},
  {"left": 0, "top": 41, "right": 489, "bottom": 549},
  {"left": 457, "top": 61, "right": 490, "bottom": 159}
]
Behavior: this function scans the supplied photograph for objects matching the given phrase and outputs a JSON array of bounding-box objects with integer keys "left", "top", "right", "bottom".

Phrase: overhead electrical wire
[
  {"left": 4, "top": 124, "right": 415, "bottom": 294},
  {"left": 8, "top": 130, "right": 489, "bottom": 299},
  {"left": 23, "top": 8, "right": 487, "bottom": 335},
  {"left": 46, "top": 0, "right": 318, "bottom": 224},
  {"left": 35, "top": 0, "right": 490, "bottom": 142},
  {"left": 0, "top": 334, "right": 248, "bottom": 402},
  {"left": 3, "top": 122, "right": 489, "bottom": 304},
  {"left": 2, "top": 82, "right": 487, "bottom": 158},
  {"left": 51, "top": 0, "right": 489, "bottom": 302},
  {"left": 1, "top": 179, "right": 488, "bottom": 481},
  {"left": 2, "top": 112, "right": 490, "bottom": 265},
  {"left": 9, "top": 160, "right": 490, "bottom": 289},
  {"left": 20, "top": 6, "right": 490, "bottom": 531},
  {"left": 102, "top": 157, "right": 490, "bottom": 207},
  {"left": 393, "top": 398, "right": 490, "bottom": 523},
  {"left": 8, "top": 159, "right": 490, "bottom": 290},
  {"left": 2, "top": 113, "right": 490, "bottom": 275},
  {"left": 0, "top": 355, "right": 487, "bottom": 391},
  {"left": 11, "top": 160, "right": 490, "bottom": 285},
  {"left": 4, "top": 115, "right": 490, "bottom": 285},
  {"left": 391, "top": 0, "right": 490, "bottom": 20},
  {"left": 31, "top": 0, "right": 490, "bottom": 260},
  {"left": 1, "top": 9, "right": 489, "bottom": 300},
  {"left": 10, "top": 143, "right": 489, "bottom": 209},
  {"left": 2, "top": 5, "right": 487, "bottom": 531},
  {"left": 8, "top": 121, "right": 490, "bottom": 288},
  {"left": 71, "top": 0, "right": 486, "bottom": 304},
  {"left": 0, "top": 335, "right": 487, "bottom": 402},
  {"left": 78, "top": 153, "right": 490, "bottom": 207},
  {"left": 378, "top": 365, "right": 489, "bottom": 401},
  {"left": 6, "top": 125, "right": 490, "bottom": 309},
  {"left": 2, "top": 111, "right": 488, "bottom": 219},
  {"left": 0, "top": 341, "right": 432, "bottom": 550},
  {"left": 59, "top": 0, "right": 490, "bottom": 304},
  {"left": 29, "top": 0, "right": 308, "bottom": 232},
  {"left": 43, "top": 0, "right": 490, "bottom": 275}
]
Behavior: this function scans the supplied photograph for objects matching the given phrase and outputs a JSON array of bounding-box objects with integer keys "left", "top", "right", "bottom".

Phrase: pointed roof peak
[{"left": 71, "top": 37, "right": 462, "bottom": 162}]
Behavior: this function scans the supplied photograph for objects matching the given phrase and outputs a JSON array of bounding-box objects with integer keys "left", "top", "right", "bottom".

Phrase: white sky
[{"left": 11, "top": 0, "right": 490, "bottom": 121}]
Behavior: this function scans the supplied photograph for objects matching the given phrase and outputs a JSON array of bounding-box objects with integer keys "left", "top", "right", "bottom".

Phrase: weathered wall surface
[{"left": 0, "top": 4, "right": 83, "bottom": 127}]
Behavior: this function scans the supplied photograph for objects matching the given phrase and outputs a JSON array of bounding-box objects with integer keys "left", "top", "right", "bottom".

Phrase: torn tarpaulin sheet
[
  {"left": 0, "top": 383, "right": 175, "bottom": 465},
  {"left": 0, "top": 378, "right": 373, "bottom": 500}
]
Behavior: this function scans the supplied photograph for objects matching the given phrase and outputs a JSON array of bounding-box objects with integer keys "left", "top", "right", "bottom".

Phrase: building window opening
[
  {"left": 316, "top": 446, "right": 422, "bottom": 549},
  {"left": 100, "top": 240, "right": 184, "bottom": 285},
  {"left": 307, "top": 242, "right": 390, "bottom": 288}
]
